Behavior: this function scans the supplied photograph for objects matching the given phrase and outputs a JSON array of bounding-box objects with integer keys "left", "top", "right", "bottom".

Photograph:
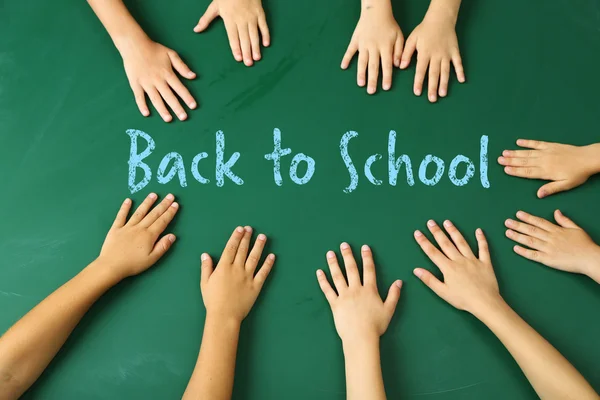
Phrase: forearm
[
  {"left": 343, "top": 338, "right": 387, "bottom": 400},
  {"left": 361, "top": 0, "right": 393, "bottom": 13},
  {"left": 87, "top": 0, "right": 149, "bottom": 53},
  {"left": 426, "top": 0, "right": 462, "bottom": 24},
  {"left": 0, "top": 260, "right": 118, "bottom": 399},
  {"left": 182, "top": 316, "right": 241, "bottom": 400},
  {"left": 478, "top": 300, "right": 598, "bottom": 399}
]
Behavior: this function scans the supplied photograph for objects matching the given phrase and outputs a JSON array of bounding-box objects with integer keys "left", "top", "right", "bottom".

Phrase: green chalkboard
[{"left": 1, "top": 0, "right": 600, "bottom": 398}]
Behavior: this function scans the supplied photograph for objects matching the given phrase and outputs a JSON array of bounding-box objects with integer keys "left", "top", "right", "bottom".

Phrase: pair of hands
[
  {"left": 120, "top": 0, "right": 268, "bottom": 122},
  {"left": 343, "top": 1, "right": 464, "bottom": 100}
]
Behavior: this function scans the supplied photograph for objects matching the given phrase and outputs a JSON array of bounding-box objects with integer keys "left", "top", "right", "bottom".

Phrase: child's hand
[
  {"left": 98, "top": 194, "right": 179, "bottom": 281},
  {"left": 194, "top": 0, "right": 269, "bottom": 66},
  {"left": 342, "top": 1, "right": 404, "bottom": 94},
  {"left": 120, "top": 39, "right": 197, "bottom": 122},
  {"left": 201, "top": 227, "right": 275, "bottom": 323},
  {"left": 400, "top": 8, "right": 465, "bottom": 102},
  {"left": 316, "top": 243, "right": 402, "bottom": 344},
  {"left": 414, "top": 220, "right": 501, "bottom": 318},
  {"left": 498, "top": 140, "right": 600, "bottom": 198},
  {"left": 506, "top": 210, "right": 600, "bottom": 279}
]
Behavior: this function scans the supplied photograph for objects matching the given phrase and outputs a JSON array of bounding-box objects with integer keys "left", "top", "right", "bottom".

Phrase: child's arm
[
  {"left": 194, "top": 0, "right": 269, "bottom": 67},
  {"left": 413, "top": 220, "right": 599, "bottom": 400},
  {"left": 498, "top": 140, "right": 600, "bottom": 198},
  {"left": 505, "top": 210, "right": 600, "bottom": 283},
  {"left": 182, "top": 227, "right": 275, "bottom": 400},
  {"left": 87, "top": 0, "right": 197, "bottom": 122},
  {"left": 400, "top": 0, "right": 464, "bottom": 102},
  {"left": 0, "top": 194, "right": 179, "bottom": 400},
  {"left": 316, "top": 243, "right": 402, "bottom": 400},
  {"left": 342, "top": 0, "right": 404, "bottom": 94}
]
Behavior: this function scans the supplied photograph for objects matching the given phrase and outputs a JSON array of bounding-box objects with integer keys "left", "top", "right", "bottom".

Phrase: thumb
[
  {"left": 384, "top": 280, "right": 403, "bottom": 316},
  {"left": 554, "top": 209, "right": 580, "bottom": 229},
  {"left": 200, "top": 253, "right": 214, "bottom": 285},
  {"left": 194, "top": 2, "right": 219, "bottom": 33},
  {"left": 537, "top": 180, "right": 572, "bottom": 198},
  {"left": 150, "top": 234, "right": 176, "bottom": 263},
  {"left": 414, "top": 268, "right": 447, "bottom": 300}
]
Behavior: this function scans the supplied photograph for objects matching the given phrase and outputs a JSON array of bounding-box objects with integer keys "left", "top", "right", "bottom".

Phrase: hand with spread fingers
[
  {"left": 317, "top": 243, "right": 401, "bottom": 400},
  {"left": 342, "top": 0, "right": 404, "bottom": 94},
  {"left": 194, "top": 0, "right": 270, "bottom": 67},
  {"left": 505, "top": 210, "right": 600, "bottom": 283},
  {"left": 400, "top": 0, "right": 465, "bottom": 103},
  {"left": 498, "top": 139, "right": 600, "bottom": 198}
]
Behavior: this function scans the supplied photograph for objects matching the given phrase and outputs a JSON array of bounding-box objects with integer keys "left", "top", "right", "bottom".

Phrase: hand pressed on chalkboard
[
  {"left": 121, "top": 40, "right": 197, "bottom": 122},
  {"left": 498, "top": 140, "right": 600, "bottom": 198},
  {"left": 505, "top": 210, "right": 600, "bottom": 283},
  {"left": 194, "top": 0, "right": 269, "bottom": 67},
  {"left": 200, "top": 227, "right": 275, "bottom": 323},
  {"left": 98, "top": 193, "right": 179, "bottom": 281},
  {"left": 342, "top": 0, "right": 404, "bottom": 94},
  {"left": 400, "top": 0, "right": 465, "bottom": 102},
  {"left": 413, "top": 220, "right": 500, "bottom": 318}
]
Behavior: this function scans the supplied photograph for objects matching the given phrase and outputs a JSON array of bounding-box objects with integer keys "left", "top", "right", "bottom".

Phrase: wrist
[
  {"left": 469, "top": 294, "right": 508, "bottom": 323},
  {"left": 205, "top": 312, "right": 243, "bottom": 331},
  {"left": 342, "top": 335, "right": 380, "bottom": 358},
  {"left": 360, "top": 0, "right": 393, "bottom": 13},
  {"left": 424, "top": 0, "right": 461, "bottom": 25},
  {"left": 113, "top": 30, "right": 152, "bottom": 57},
  {"left": 581, "top": 245, "right": 600, "bottom": 284},
  {"left": 583, "top": 143, "right": 600, "bottom": 176},
  {"left": 85, "top": 259, "right": 123, "bottom": 289}
]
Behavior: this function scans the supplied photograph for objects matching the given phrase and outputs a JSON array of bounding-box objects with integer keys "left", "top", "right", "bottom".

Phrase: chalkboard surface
[{"left": 1, "top": 0, "right": 599, "bottom": 398}]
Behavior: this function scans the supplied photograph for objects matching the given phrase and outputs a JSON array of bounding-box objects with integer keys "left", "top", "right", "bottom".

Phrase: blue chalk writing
[
  {"left": 340, "top": 131, "right": 359, "bottom": 193},
  {"left": 264, "top": 128, "right": 292, "bottom": 186},
  {"left": 449, "top": 155, "right": 475, "bottom": 186},
  {"left": 480, "top": 135, "right": 490, "bottom": 188},
  {"left": 365, "top": 154, "right": 383, "bottom": 185},
  {"left": 290, "top": 153, "right": 316, "bottom": 184},
  {"left": 388, "top": 131, "right": 415, "bottom": 186},
  {"left": 157, "top": 152, "right": 187, "bottom": 187},
  {"left": 419, "top": 155, "right": 445, "bottom": 186},
  {"left": 191, "top": 152, "right": 210, "bottom": 184},
  {"left": 126, "top": 129, "right": 155, "bottom": 194},
  {"left": 216, "top": 130, "right": 244, "bottom": 187}
]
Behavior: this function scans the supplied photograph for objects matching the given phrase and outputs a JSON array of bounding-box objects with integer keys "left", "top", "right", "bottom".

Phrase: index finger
[
  {"left": 516, "top": 139, "right": 549, "bottom": 150},
  {"left": 148, "top": 202, "right": 179, "bottom": 236},
  {"left": 414, "top": 230, "right": 449, "bottom": 272},
  {"left": 220, "top": 227, "right": 246, "bottom": 264}
]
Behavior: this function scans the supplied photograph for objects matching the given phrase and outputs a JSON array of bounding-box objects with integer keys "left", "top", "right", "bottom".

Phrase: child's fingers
[
  {"left": 316, "top": 269, "right": 337, "bottom": 305},
  {"left": 200, "top": 253, "right": 214, "bottom": 287},
  {"left": 224, "top": 21, "right": 242, "bottom": 62},
  {"left": 148, "top": 202, "right": 179, "bottom": 236},
  {"left": 428, "top": 59, "right": 440, "bottom": 102},
  {"left": 167, "top": 75, "right": 197, "bottom": 110},
  {"left": 234, "top": 226, "right": 253, "bottom": 266},
  {"left": 452, "top": 52, "right": 465, "bottom": 83},
  {"left": 414, "top": 268, "right": 447, "bottom": 300},
  {"left": 194, "top": 2, "right": 219, "bottom": 33},
  {"left": 340, "top": 242, "right": 361, "bottom": 287},
  {"left": 157, "top": 83, "right": 187, "bottom": 121},
  {"left": 361, "top": 245, "right": 377, "bottom": 288},
  {"left": 393, "top": 35, "right": 404, "bottom": 67},
  {"left": 132, "top": 85, "right": 149, "bottom": 117},
  {"left": 503, "top": 166, "right": 542, "bottom": 180},
  {"left": 538, "top": 181, "right": 573, "bottom": 199},
  {"left": 506, "top": 229, "right": 546, "bottom": 251},
  {"left": 384, "top": 280, "right": 402, "bottom": 316},
  {"left": 341, "top": 40, "right": 358, "bottom": 70},
  {"left": 439, "top": 59, "right": 450, "bottom": 97},
  {"left": 140, "top": 194, "right": 175, "bottom": 228},
  {"left": 497, "top": 154, "right": 540, "bottom": 168},
  {"left": 238, "top": 26, "right": 253, "bottom": 66},
  {"left": 516, "top": 139, "right": 549, "bottom": 150},
  {"left": 254, "top": 254, "right": 275, "bottom": 288},
  {"left": 427, "top": 220, "right": 461, "bottom": 260},
  {"left": 501, "top": 149, "right": 537, "bottom": 159},
  {"left": 246, "top": 233, "right": 267, "bottom": 273},
  {"left": 381, "top": 51, "right": 393, "bottom": 91},
  {"left": 149, "top": 234, "right": 177, "bottom": 264},
  {"left": 515, "top": 211, "right": 557, "bottom": 232},
  {"left": 221, "top": 227, "right": 245, "bottom": 264},
  {"left": 128, "top": 193, "right": 158, "bottom": 225},
  {"left": 112, "top": 198, "right": 132, "bottom": 229},
  {"left": 505, "top": 218, "right": 550, "bottom": 240},
  {"left": 357, "top": 49, "right": 368, "bottom": 87},
  {"left": 258, "top": 12, "right": 270, "bottom": 46},
  {"left": 367, "top": 51, "right": 380, "bottom": 95},
  {"left": 554, "top": 209, "right": 580, "bottom": 229},
  {"left": 326, "top": 251, "right": 348, "bottom": 293},
  {"left": 476, "top": 228, "right": 491, "bottom": 263},
  {"left": 442, "top": 220, "right": 475, "bottom": 259},
  {"left": 146, "top": 87, "right": 173, "bottom": 122},
  {"left": 413, "top": 56, "right": 429, "bottom": 96},
  {"left": 513, "top": 245, "right": 547, "bottom": 265},
  {"left": 168, "top": 51, "right": 196, "bottom": 80},
  {"left": 414, "top": 230, "right": 448, "bottom": 272},
  {"left": 248, "top": 23, "right": 261, "bottom": 61},
  {"left": 400, "top": 34, "right": 416, "bottom": 69}
]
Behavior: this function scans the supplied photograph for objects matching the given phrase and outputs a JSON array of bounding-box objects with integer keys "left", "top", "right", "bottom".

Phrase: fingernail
[
  {"left": 395, "top": 280, "right": 403, "bottom": 288},
  {"left": 358, "top": 78, "right": 365, "bottom": 86},
  {"left": 171, "top": 202, "right": 179, "bottom": 209},
  {"left": 539, "top": 191, "right": 546, "bottom": 198},
  {"left": 443, "top": 220, "right": 453, "bottom": 228},
  {"left": 149, "top": 193, "right": 157, "bottom": 199},
  {"left": 400, "top": 60, "right": 408, "bottom": 68},
  {"left": 124, "top": 198, "right": 131, "bottom": 204},
  {"left": 245, "top": 226, "right": 253, "bottom": 233},
  {"left": 476, "top": 228, "right": 483, "bottom": 235},
  {"left": 362, "top": 244, "right": 370, "bottom": 252},
  {"left": 142, "top": 110, "right": 150, "bottom": 117},
  {"left": 236, "top": 226, "right": 244, "bottom": 233},
  {"left": 327, "top": 251, "right": 335, "bottom": 259},
  {"left": 429, "top": 94, "right": 436, "bottom": 102},
  {"left": 201, "top": 253, "right": 208, "bottom": 261},
  {"left": 414, "top": 269, "right": 423, "bottom": 278},
  {"left": 427, "top": 220, "right": 436, "bottom": 227},
  {"left": 168, "top": 234, "right": 176, "bottom": 243},
  {"left": 341, "top": 242, "right": 350, "bottom": 250},
  {"left": 506, "top": 230, "right": 513, "bottom": 237},
  {"left": 516, "top": 211, "right": 524, "bottom": 218},
  {"left": 188, "top": 72, "right": 196, "bottom": 78},
  {"left": 415, "top": 88, "right": 421, "bottom": 96},
  {"left": 503, "top": 150, "right": 512, "bottom": 156},
  {"left": 383, "top": 83, "right": 391, "bottom": 91},
  {"left": 505, "top": 219, "right": 514, "bottom": 227},
  {"left": 414, "top": 230, "right": 423, "bottom": 237},
  {"left": 179, "top": 113, "right": 187, "bottom": 120},
  {"left": 556, "top": 209, "right": 562, "bottom": 215},
  {"left": 163, "top": 114, "right": 172, "bottom": 122},
  {"left": 190, "top": 102, "right": 197, "bottom": 109},
  {"left": 440, "top": 89, "right": 447, "bottom": 96},
  {"left": 268, "top": 254, "right": 275, "bottom": 260},
  {"left": 258, "top": 234, "right": 266, "bottom": 241},
  {"left": 368, "top": 86, "right": 375, "bottom": 94},
  {"left": 317, "top": 270, "right": 324, "bottom": 277},
  {"left": 166, "top": 193, "right": 174, "bottom": 200},
  {"left": 498, "top": 156, "right": 506, "bottom": 163}
]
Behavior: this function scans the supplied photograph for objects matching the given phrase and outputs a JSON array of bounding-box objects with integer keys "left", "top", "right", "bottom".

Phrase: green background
[{"left": 1, "top": 0, "right": 600, "bottom": 398}]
